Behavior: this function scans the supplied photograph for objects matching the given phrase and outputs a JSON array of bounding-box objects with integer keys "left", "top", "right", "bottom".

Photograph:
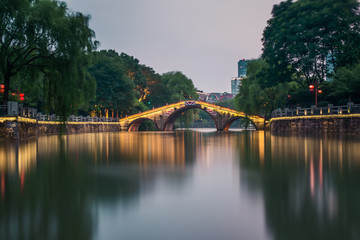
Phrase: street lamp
[{"left": 309, "top": 83, "right": 322, "bottom": 107}]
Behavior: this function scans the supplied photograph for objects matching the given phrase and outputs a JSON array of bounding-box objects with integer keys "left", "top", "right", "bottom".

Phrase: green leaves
[
  {"left": 161, "top": 71, "right": 198, "bottom": 103},
  {"left": 331, "top": 63, "right": 360, "bottom": 102},
  {"left": 235, "top": 59, "right": 289, "bottom": 118},
  {"left": 88, "top": 50, "right": 136, "bottom": 115},
  {"left": 262, "top": 0, "right": 360, "bottom": 86},
  {"left": 1, "top": 0, "right": 97, "bottom": 119}
]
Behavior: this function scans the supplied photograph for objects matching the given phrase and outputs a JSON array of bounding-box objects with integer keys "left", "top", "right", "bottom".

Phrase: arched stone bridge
[{"left": 119, "top": 100, "right": 266, "bottom": 131}]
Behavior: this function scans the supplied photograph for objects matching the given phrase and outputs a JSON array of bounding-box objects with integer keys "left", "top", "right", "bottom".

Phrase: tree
[
  {"left": 139, "top": 65, "right": 165, "bottom": 108},
  {"left": 262, "top": 0, "right": 360, "bottom": 86},
  {"left": 88, "top": 50, "right": 136, "bottom": 116},
  {"left": 118, "top": 53, "right": 147, "bottom": 102},
  {"left": 161, "top": 71, "right": 198, "bottom": 103},
  {"left": 235, "top": 59, "right": 289, "bottom": 118},
  {"left": 330, "top": 63, "right": 360, "bottom": 103},
  {"left": 0, "top": 0, "right": 97, "bottom": 118}
]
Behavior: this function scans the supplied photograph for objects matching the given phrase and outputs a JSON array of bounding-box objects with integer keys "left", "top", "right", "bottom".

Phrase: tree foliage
[
  {"left": 161, "top": 71, "right": 198, "bottom": 103},
  {"left": 88, "top": 50, "right": 136, "bottom": 116},
  {"left": 331, "top": 63, "right": 360, "bottom": 102},
  {"left": 0, "top": 0, "right": 97, "bottom": 118},
  {"left": 262, "top": 0, "right": 360, "bottom": 86},
  {"left": 87, "top": 50, "right": 198, "bottom": 117},
  {"left": 235, "top": 59, "right": 289, "bottom": 118}
]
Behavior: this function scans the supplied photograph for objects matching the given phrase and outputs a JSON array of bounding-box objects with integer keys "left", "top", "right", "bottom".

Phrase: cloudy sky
[{"left": 64, "top": 0, "right": 283, "bottom": 93}]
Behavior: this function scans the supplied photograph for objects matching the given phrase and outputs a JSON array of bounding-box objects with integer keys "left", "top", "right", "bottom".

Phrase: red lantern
[
  {"left": 318, "top": 89, "right": 323, "bottom": 94},
  {"left": 19, "top": 93, "right": 25, "bottom": 101},
  {"left": 0, "top": 84, "right": 4, "bottom": 89},
  {"left": 309, "top": 84, "right": 315, "bottom": 92}
]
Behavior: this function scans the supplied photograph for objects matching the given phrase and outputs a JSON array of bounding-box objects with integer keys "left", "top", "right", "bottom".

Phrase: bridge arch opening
[
  {"left": 127, "top": 118, "right": 160, "bottom": 131},
  {"left": 222, "top": 117, "right": 257, "bottom": 131},
  {"left": 163, "top": 105, "right": 218, "bottom": 131}
]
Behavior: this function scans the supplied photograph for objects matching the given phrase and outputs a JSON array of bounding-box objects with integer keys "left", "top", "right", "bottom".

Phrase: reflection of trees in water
[
  {"left": 0, "top": 137, "right": 95, "bottom": 240},
  {"left": 236, "top": 132, "right": 360, "bottom": 240},
  {"left": 0, "top": 131, "right": 199, "bottom": 239}
]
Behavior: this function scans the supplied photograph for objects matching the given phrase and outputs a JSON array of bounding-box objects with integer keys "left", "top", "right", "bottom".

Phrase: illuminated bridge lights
[{"left": 119, "top": 100, "right": 266, "bottom": 131}]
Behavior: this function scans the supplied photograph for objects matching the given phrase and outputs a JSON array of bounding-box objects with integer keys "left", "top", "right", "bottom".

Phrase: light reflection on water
[{"left": 0, "top": 130, "right": 360, "bottom": 240}]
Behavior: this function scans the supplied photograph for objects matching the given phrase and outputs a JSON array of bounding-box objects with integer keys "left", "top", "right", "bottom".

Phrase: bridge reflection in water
[
  {"left": 119, "top": 100, "right": 266, "bottom": 131},
  {"left": 1, "top": 132, "right": 360, "bottom": 240}
]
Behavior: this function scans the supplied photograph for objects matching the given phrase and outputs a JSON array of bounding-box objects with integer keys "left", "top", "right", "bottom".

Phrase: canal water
[{"left": 0, "top": 129, "right": 360, "bottom": 240}]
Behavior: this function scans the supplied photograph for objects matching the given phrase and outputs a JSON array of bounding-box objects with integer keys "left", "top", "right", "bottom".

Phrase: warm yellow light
[{"left": 270, "top": 114, "right": 360, "bottom": 122}]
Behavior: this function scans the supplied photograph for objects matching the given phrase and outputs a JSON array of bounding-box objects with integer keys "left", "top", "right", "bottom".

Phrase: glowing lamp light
[
  {"left": 318, "top": 89, "right": 323, "bottom": 94},
  {"left": 19, "top": 93, "right": 25, "bottom": 97},
  {"left": 0, "top": 84, "right": 4, "bottom": 89},
  {"left": 20, "top": 97, "right": 24, "bottom": 101},
  {"left": 309, "top": 84, "right": 315, "bottom": 92}
]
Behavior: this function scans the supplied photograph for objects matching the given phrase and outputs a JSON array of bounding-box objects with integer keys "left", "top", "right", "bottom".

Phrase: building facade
[
  {"left": 231, "top": 77, "right": 242, "bottom": 95},
  {"left": 238, "top": 59, "right": 248, "bottom": 77},
  {"left": 231, "top": 58, "right": 256, "bottom": 95},
  {"left": 238, "top": 58, "right": 255, "bottom": 77}
]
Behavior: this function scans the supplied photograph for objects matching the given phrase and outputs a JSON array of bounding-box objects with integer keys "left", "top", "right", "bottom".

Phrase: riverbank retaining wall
[
  {"left": 271, "top": 114, "right": 360, "bottom": 134},
  {"left": 0, "top": 117, "right": 122, "bottom": 139}
]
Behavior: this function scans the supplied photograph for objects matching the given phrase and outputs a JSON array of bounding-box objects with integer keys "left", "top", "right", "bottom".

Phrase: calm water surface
[{"left": 0, "top": 129, "right": 360, "bottom": 240}]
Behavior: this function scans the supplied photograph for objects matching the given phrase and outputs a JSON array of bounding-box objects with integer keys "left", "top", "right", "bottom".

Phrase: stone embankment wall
[
  {"left": 0, "top": 117, "right": 122, "bottom": 139},
  {"left": 271, "top": 114, "right": 360, "bottom": 134}
]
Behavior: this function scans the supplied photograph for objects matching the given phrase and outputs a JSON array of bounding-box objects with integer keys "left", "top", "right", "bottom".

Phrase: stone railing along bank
[{"left": 271, "top": 102, "right": 360, "bottom": 118}]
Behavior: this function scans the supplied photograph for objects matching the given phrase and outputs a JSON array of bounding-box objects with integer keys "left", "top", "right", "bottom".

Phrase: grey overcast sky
[{"left": 64, "top": 0, "right": 283, "bottom": 93}]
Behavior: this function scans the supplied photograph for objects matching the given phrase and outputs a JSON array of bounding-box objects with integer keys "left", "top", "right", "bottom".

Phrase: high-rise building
[
  {"left": 232, "top": 58, "right": 255, "bottom": 95},
  {"left": 238, "top": 58, "right": 254, "bottom": 77},
  {"left": 231, "top": 77, "right": 242, "bottom": 95}
]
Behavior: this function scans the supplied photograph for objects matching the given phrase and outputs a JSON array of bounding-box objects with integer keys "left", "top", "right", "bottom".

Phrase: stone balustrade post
[
  {"left": 328, "top": 104, "right": 334, "bottom": 114},
  {"left": 311, "top": 105, "right": 316, "bottom": 115},
  {"left": 347, "top": 102, "right": 354, "bottom": 114}
]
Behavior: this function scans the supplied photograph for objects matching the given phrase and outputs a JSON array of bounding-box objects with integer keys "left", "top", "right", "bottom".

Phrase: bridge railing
[
  {"left": 271, "top": 102, "right": 360, "bottom": 118},
  {"left": 1, "top": 101, "right": 120, "bottom": 123}
]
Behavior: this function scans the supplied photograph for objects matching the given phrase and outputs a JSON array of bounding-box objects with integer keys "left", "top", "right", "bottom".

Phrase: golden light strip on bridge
[
  {"left": 119, "top": 102, "right": 186, "bottom": 123},
  {"left": 198, "top": 102, "right": 263, "bottom": 120},
  {"left": 118, "top": 100, "right": 264, "bottom": 123},
  {"left": 1, "top": 101, "right": 264, "bottom": 126}
]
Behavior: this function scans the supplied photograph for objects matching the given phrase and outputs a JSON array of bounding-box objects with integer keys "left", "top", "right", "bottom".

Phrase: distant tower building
[
  {"left": 232, "top": 58, "right": 255, "bottom": 95},
  {"left": 231, "top": 77, "right": 242, "bottom": 95},
  {"left": 238, "top": 59, "right": 249, "bottom": 77}
]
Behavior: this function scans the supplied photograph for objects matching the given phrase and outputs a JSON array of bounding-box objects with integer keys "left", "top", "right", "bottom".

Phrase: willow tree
[{"left": 0, "top": 0, "right": 97, "bottom": 118}]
